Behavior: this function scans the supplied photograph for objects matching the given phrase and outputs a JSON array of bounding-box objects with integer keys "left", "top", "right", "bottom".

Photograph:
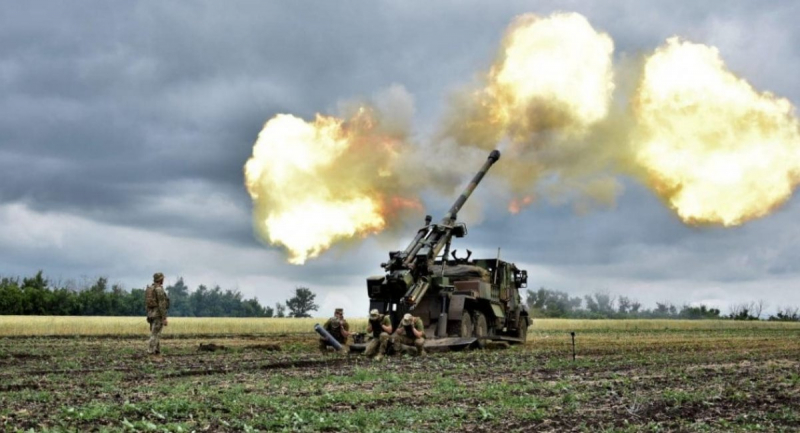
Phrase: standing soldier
[
  {"left": 393, "top": 313, "right": 426, "bottom": 357},
  {"left": 319, "top": 308, "right": 351, "bottom": 354},
  {"left": 363, "top": 309, "right": 392, "bottom": 361},
  {"left": 145, "top": 272, "right": 170, "bottom": 357}
]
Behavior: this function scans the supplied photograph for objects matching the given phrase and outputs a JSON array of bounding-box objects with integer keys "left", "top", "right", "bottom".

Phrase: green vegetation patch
[{"left": 0, "top": 321, "right": 798, "bottom": 432}]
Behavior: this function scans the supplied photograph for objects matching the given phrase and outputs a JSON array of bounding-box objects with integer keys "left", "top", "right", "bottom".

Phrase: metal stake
[{"left": 570, "top": 331, "right": 576, "bottom": 361}]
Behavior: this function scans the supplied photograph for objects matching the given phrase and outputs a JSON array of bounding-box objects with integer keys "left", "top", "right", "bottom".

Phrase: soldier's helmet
[
  {"left": 401, "top": 313, "right": 413, "bottom": 326},
  {"left": 369, "top": 309, "right": 380, "bottom": 319},
  {"left": 334, "top": 308, "right": 343, "bottom": 315},
  {"left": 153, "top": 272, "right": 164, "bottom": 283},
  {"left": 329, "top": 317, "right": 341, "bottom": 328}
]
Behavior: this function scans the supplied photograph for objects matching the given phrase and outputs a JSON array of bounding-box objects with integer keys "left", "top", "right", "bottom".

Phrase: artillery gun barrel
[
  {"left": 441, "top": 150, "right": 500, "bottom": 225},
  {"left": 386, "top": 149, "right": 502, "bottom": 275},
  {"left": 403, "top": 150, "right": 500, "bottom": 308}
]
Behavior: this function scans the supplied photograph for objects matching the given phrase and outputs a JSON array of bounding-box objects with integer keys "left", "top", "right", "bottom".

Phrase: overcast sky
[{"left": 2, "top": 1, "right": 800, "bottom": 318}]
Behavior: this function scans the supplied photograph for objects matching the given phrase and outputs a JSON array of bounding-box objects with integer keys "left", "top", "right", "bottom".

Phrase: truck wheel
[
  {"left": 474, "top": 312, "right": 488, "bottom": 348},
  {"left": 517, "top": 319, "right": 528, "bottom": 344},
  {"left": 458, "top": 312, "right": 473, "bottom": 338}
]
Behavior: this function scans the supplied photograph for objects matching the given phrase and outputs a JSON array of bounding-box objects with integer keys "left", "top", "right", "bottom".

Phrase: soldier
[
  {"left": 145, "top": 272, "right": 170, "bottom": 357},
  {"left": 363, "top": 309, "right": 392, "bottom": 361},
  {"left": 392, "top": 313, "right": 426, "bottom": 357},
  {"left": 319, "top": 308, "right": 351, "bottom": 354}
]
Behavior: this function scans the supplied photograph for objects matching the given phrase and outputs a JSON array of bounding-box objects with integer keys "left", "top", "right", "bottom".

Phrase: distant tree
[
  {"left": 127, "top": 288, "right": 146, "bottom": 316},
  {"left": 617, "top": 296, "right": 632, "bottom": 315},
  {"left": 668, "top": 304, "right": 677, "bottom": 316},
  {"left": 753, "top": 299, "right": 768, "bottom": 319},
  {"left": 20, "top": 272, "right": 50, "bottom": 315},
  {"left": 264, "top": 304, "right": 275, "bottom": 318},
  {"left": 729, "top": 302, "right": 759, "bottom": 321},
  {"left": 584, "top": 295, "right": 598, "bottom": 314},
  {"left": 0, "top": 272, "right": 272, "bottom": 317},
  {"left": 166, "top": 277, "right": 192, "bottom": 316},
  {"left": 285, "top": 287, "right": 319, "bottom": 318},
  {"left": 190, "top": 285, "right": 210, "bottom": 316},
  {"left": 23, "top": 271, "right": 48, "bottom": 291},
  {"left": 526, "top": 288, "right": 582, "bottom": 318},
  {"left": 617, "top": 296, "right": 642, "bottom": 319},
  {"left": 653, "top": 301, "right": 674, "bottom": 318},
  {"left": 109, "top": 283, "right": 129, "bottom": 315},
  {"left": 769, "top": 306, "right": 800, "bottom": 322},
  {"left": 222, "top": 289, "right": 244, "bottom": 316},
  {"left": 0, "top": 277, "right": 24, "bottom": 314},
  {"left": 526, "top": 288, "right": 544, "bottom": 313},
  {"left": 205, "top": 286, "right": 226, "bottom": 317},
  {"left": 275, "top": 302, "right": 286, "bottom": 318},
  {"left": 678, "top": 304, "right": 721, "bottom": 320},
  {"left": 585, "top": 292, "right": 615, "bottom": 317},
  {"left": 80, "top": 277, "right": 110, "bottom": 316},
  {"left": 240, "top": 297, "right": 266, "bottom": 317}
]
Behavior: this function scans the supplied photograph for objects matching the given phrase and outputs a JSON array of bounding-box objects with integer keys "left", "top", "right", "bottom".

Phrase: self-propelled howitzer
[
  {"left": 381, "top": 149, "right": 500, "bottom": 306},
  {"left": 363, "top": 149, "right": 530, "bottom": 350}
]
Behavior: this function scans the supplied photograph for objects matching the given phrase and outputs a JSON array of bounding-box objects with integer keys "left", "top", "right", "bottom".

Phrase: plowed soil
[{"left": 1, "top": 325, "right": 798, "bottom": 432}]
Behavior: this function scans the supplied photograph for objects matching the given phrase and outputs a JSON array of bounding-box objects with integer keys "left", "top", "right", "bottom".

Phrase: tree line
[
  {"left": 526, "top": 287, "right": 800, "bottom": 321},
  {"left": 0, "top": 272, "right": 320, "bottom": 318},
  {"left": 4, "top": 271, "right": 798, "bottom": 321}
]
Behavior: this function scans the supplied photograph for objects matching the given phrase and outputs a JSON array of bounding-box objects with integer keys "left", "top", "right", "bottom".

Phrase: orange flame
[
  {"left": 244, "top": 109, "right": 419, "bottom": 264},
  {"left": 441, "top": 12, "right": 618, "bottom": 212},
  {"left": 632, "top": 38, "right": 800, "bottom": 226},
  {"left": 508, "top": 195, "right": 534, "bottom": 214},
  {"left": 444, "top": 12, "right": 615, "bottom": 149},
  {"left": 245, "top": 16, "right": 800, "bottom": 267}
]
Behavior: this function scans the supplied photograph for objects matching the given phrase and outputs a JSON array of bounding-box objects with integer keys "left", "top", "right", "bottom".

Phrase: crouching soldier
[
  {"left": 319, "top": 308, "right": 351, "bottom": 354},
  {"left": 364, "top": 309, "right": 392, "bottom": 361},
  {"left": 393, "top": 313, "right": 426, "bottom": 357}
]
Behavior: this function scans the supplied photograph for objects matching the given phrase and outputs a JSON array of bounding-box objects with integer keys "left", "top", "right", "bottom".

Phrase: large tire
[
  {"left": 517, "top": 318, "right": 529, "bottom": 344},
  {"left": 474, "top": 311, "right": 488, "bottom": 348},
  {"left": 458, "top": 311, "right": 473, "bottom": 338}
]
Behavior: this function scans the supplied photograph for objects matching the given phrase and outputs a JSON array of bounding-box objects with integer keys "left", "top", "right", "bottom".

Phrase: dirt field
[{"left": 1, "top": 321, "right": 799, "bottom": 432}]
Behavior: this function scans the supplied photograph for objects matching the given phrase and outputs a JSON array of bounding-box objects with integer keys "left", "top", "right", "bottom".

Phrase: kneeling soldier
[
  {"left": 364, "top": 309, "right": 392, "bottom": 361},
  {"left": 393, "top": 313, "right": 426, "bottom": 357},
  {"left": 319, "top": 308, "right": 351, "bottom": 354}
]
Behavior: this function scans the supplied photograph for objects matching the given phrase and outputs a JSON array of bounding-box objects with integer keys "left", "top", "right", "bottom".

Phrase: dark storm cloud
[
  {"left": 1, "top": 1, "right": 509, "bottom": 244},
  {"left": 0, "top": 2, "right": 291, "bottom": 247},
  {"left": 2, "top": 1, "right": 800, "bottom": 311}
]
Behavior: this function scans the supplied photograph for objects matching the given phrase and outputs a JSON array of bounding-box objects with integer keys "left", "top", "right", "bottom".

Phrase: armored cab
[{"left": 363, "top": 150, "right": 530, "bottom": 349}]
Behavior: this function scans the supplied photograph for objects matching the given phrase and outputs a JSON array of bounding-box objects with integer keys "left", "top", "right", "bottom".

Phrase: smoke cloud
[{"left": 245, "top": 11, "right": 800, "bottom": 264}]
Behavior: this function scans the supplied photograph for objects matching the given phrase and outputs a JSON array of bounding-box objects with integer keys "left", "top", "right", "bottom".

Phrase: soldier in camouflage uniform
[
  {"left": 319, "top": 308, "right": 351, "bottom": 354},
  {"left": 363, "top": 309, "right": 392, "bottom": 361},
  {"left": 392, "top": 313, "right": 426, "bottom": 357},
  {"left": 145, "top": 272, "right": 170, "bottom": 357}
]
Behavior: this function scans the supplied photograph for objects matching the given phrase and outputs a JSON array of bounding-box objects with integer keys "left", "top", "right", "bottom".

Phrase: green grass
[{"left": 1, "top": 320, "right": 799, "bottom": 432}]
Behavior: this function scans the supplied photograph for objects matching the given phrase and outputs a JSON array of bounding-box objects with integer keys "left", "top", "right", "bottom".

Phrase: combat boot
[
  {"left": 399, "top": 344, "right": 417, "bottom": 356},
  {"left": 374, "top": 354, "right": 383, "bottom": 362}
]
